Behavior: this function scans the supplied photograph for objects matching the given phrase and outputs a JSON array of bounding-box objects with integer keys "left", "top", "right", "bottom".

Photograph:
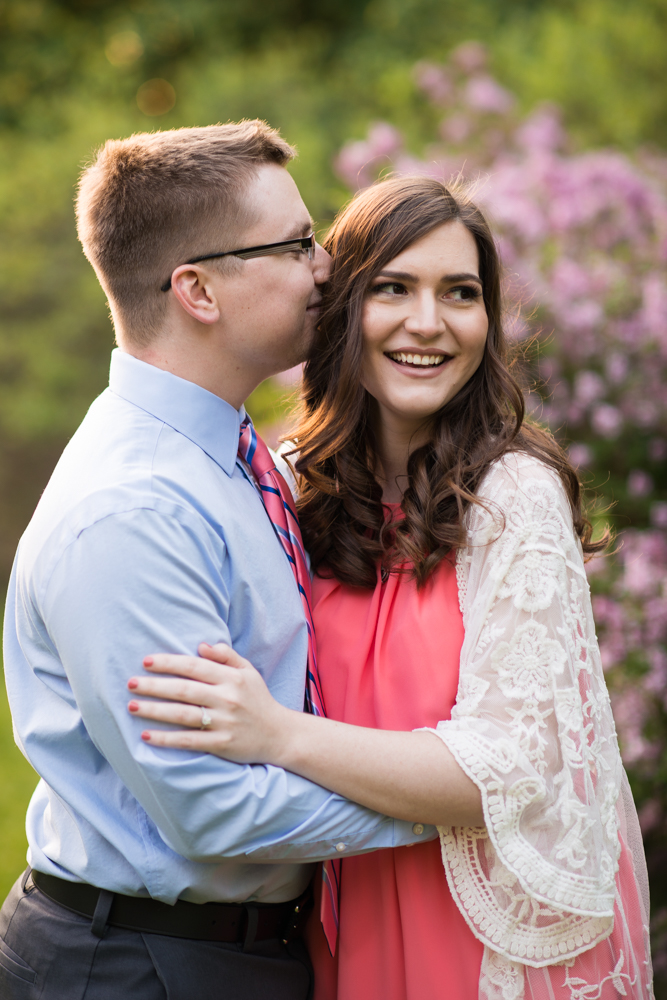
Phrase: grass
[{"left": 0, "top": 670, "right": 38, "bottom": 901}]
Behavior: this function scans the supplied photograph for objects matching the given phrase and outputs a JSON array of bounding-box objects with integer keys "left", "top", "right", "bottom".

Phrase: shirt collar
[{"left": 108, "top": 349, "right": 243, "bottom": 476}]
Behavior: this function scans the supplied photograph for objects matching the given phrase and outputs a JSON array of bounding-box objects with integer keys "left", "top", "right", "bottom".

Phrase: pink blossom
[
  {"left": 515, "top": 106, "right": 564, "bottom": 154},
  {"left": 605, "top": 353, "right": 629, "bottom": 384},
  {"left": 611, "top": 687, "right": 654, "bottom": 763},
  {"left": 366, "top": 122, "right": 403, "bottom": 158},
  {"left": 334, "top": 140, "right": 377, "bottom": 188},
  {"left": 558, "top": 300, "right": 604, "bottom": 332},
  {"left": 591, "top": 404, "right": 623, "bottom": 439},
  {"left": 627, "top": 470, "right": 654, "bottom": 498},
  {"left": 440, "top": 113, "right": 471, "bottom": 144},
  {"left": 629, "top": 398, "right": 660, "bottom": 428},
  {"left": 551, "top": 258, "right": 593, "bottom": 300},
  {"left": 648, "top": 438, "right": 667, "bottom": 461},
  {"left": 538, "top": 358, "right": 560, "bottom": 383},
  {"left": 568, "top": 442, "right": 593, "bottom": 468},
  {"left": 638, "top": 798, "right": 661, "bottom": 834},
  {"left": 619, "top": 530, "right": 667, "bottom": 596},
  {"left": 495, "top": 235, "right": 516, "bottom": 266},
  {"left": 464, "top": 75, "right": 515, "bottom": 115},
  {"left": 647, "top": 647, "right": 667, "bottom": 687},
  {"left": 392, "top": 153, "right": 451, "bottom": 180},
  {"left": 641, "top": 273, "right": 667, "bottom": 347},
  {"left": 482, "top": 169, "right": 547, "bottom": 241},
  {"left": 450, "top": 41, "right": 487, "bottom": 74},
  {"left": 413, "top": 62, "right": 454, "bottom": 105},
  {"left": 573, "top": 370, "right": 606, "bottom": 406},
  {"left": 333, "top": 123, "right": 404, "bottom": 189},
  {"left": 503, "top": 311, "right": 528, "bottom": 342},
  {"left": 650, "top": 502, "right": 667, "bottom": 529},
  {"left": 593, "top": 594, "right": 627, "bottom": 632}
]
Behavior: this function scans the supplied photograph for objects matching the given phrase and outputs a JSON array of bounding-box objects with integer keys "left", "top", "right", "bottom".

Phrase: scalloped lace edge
[{"left": 431, "top": 727, "right": 617, "bottom": 967}]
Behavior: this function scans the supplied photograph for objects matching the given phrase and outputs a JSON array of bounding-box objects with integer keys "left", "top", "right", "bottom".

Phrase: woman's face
[{"left": 361, "top": 219, "right": 489, "bottom": 438}]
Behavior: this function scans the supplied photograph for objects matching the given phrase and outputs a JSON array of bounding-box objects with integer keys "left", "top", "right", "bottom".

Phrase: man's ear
[{"left": 170, "top": 266, "right": 221, "bottom": 325}]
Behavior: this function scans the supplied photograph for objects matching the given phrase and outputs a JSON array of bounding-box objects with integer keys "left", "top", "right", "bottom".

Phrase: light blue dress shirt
[{"left": 3, "top": 350, "right": 433, "bottom": 905}]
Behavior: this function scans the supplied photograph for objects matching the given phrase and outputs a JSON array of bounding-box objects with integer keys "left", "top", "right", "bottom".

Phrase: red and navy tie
[{"left": 238, "top": 416, "right": 340, "bottom": 953}]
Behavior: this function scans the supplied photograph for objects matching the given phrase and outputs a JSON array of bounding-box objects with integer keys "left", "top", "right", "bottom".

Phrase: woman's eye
[
  {"left": 446, "top": 285, "right": 481, "bottom": 301},
  {"left": 372, "top": 282, "right": 407, "bottom": 296}
]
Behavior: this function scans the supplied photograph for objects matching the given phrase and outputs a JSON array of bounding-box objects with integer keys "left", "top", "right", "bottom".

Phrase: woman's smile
[{"left": 384, "top": 349, "right": 451, "bottom": 372}]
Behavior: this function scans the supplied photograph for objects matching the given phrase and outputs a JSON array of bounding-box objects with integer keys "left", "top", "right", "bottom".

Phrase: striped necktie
[{"left": 238, "top": 416, "right": 340, "bottom": 954}]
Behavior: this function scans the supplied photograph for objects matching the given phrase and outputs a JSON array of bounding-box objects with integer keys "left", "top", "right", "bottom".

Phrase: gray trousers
[{"left": 0, "top": 871, "right": 313, "bottom": 1000}]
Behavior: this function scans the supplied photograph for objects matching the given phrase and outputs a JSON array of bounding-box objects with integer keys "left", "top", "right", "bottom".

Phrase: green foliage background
[{"left": 1, "top": 0, "right": 666, "bottom": 902}]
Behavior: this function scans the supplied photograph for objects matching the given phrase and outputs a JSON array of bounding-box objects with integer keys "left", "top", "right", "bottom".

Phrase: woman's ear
[{"left": 170, "top": 265, "right": 221, "bottom": 325}]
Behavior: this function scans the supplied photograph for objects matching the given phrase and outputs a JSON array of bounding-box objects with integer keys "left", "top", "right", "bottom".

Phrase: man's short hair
[{"left": 76, "top": 121, "right": 295, "bottom": 346}]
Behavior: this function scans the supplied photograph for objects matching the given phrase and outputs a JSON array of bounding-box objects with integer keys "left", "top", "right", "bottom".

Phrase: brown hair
[
  {"left": 288, "top": 175, "right": 606, "bottom": 588},
  {"left": 76, "top": 120, "right": 295, "bottom": 346}
]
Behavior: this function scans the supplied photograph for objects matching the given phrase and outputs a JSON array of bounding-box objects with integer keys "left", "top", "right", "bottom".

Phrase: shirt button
[
  {"left": 335, "top": 842, "right": 346, "bottom": 853},
  {"left": 412, "top": 823, "right": 424, "bottom": 835}
]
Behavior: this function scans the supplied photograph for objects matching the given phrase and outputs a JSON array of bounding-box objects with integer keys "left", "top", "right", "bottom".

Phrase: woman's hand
[{"left": 127, "top": 643, "right": 295, "bottom": 763}]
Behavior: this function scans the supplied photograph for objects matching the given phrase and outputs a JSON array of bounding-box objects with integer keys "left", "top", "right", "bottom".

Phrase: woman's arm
[{"left": 128, "top": 644, "right": 483, "bottom": 827}]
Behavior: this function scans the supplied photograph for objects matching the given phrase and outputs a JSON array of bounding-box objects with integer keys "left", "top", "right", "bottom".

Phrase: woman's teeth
[{"left": 386, "top": 352, "right": 446, "bottom": 367}]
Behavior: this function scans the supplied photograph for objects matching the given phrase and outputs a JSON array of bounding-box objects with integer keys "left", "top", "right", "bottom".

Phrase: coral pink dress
[
  {"left": 304, "top": 545, "right": 484, "bottom": 1000},
  {"left": 304, "top": 471, "right": 652, "bottom": 999}
]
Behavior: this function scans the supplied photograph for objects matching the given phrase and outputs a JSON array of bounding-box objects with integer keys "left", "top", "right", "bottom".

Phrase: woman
[{"left": 127, "top": 177, "right": 653, "bottom": 999}]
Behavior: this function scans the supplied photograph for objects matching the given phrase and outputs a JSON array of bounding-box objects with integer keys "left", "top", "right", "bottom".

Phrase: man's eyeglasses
[{"left": 160, "top": 234, "right": 315, "bottom": 292}]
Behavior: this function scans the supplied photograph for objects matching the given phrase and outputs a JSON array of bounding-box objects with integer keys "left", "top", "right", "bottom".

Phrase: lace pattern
[{"left": 424, "top": 453, "right": 652, "bottom": 996}]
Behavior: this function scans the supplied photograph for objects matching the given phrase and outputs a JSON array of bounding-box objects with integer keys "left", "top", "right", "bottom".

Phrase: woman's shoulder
[
  {"left": 478, "top": 449, "right": 566, "bottom": 503},
  {"left": 468, "top": 450, "right": 574, "bottom": 542}
]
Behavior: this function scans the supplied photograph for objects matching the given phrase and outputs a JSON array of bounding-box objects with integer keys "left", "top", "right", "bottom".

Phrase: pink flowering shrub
[{"left": 335, "top": 42, "right": 667, "bottom": 949}]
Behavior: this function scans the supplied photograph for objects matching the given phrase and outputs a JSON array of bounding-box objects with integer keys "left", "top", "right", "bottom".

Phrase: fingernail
[
  {"left": 200, "top": 642, "right": 211, "bottom": 649},
  {"left": 141, "top": 731, "right": 151, "bottom": 741},
  {"left": 143, "top": 656, "right": 154, "bottom": 667},
  {"left": 128, "top": 701, "right": 139, "bottom": 712},
  {"left": 128, "top": 678, "right": 138, "bottom": 689}
]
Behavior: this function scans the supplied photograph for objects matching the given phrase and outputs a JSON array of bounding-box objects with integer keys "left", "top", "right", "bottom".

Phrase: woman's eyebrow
[
  {"left": 443, "top": 272, "right": 482, "bottom": 285},
  {"left": 375, "top": 269, "right": 482, "bottom": 285}
]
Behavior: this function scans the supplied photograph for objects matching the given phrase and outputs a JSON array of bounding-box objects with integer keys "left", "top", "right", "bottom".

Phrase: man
[{"left": 0, "top": 122, "right": 432, "bottom": 999}]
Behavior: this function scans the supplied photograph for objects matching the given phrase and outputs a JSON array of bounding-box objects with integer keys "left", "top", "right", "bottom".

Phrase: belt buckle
[{"left": 280, "top": 891, "right": 313, "bottom": 945}]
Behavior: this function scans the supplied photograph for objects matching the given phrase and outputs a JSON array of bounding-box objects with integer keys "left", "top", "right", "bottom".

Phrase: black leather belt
[{"left": 31, "top": 869, "right": 312, "bottom": 945}]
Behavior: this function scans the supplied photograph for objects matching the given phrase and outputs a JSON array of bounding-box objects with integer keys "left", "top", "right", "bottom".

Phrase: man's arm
[{"left": 38, "top": 505, "right": 432, "bottom": 862}]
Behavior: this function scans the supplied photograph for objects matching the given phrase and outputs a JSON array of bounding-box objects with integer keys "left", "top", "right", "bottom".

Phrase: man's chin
[{"left": 289, "top": 327, "right": 315, "bottom": 367}]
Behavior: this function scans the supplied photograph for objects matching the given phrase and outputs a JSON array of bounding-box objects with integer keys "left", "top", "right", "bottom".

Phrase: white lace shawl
[{"left": 425, "top": 453, "right": 653, "bottom": 998}]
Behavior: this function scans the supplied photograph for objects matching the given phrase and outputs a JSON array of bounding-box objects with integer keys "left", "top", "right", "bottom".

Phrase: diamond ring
[{"left": 200, "top": 707, "right": 212, "bottom": 730}]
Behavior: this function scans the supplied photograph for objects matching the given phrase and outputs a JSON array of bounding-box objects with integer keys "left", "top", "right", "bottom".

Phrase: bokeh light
[{"left": 136, "top": 79, "right": 176, "bottom": 116}]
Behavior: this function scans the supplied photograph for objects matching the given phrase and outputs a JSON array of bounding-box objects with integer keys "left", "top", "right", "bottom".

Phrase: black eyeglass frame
[{"left": 160, "top": 234, "right": 315, "bottom": 292}]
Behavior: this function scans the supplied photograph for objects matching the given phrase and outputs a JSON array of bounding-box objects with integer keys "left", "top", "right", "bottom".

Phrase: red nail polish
[
  {"left": 141, "top": 732, "right": 151, "bottom": 741},
  {"left": 128, "top": 678, "right": 138, "bottom": 689},
  {"left": 143, "top": 656, "right": 154, "bottom": 667},
  {"left": 128, "top": 701, "right": 139, "bottom": 712}
]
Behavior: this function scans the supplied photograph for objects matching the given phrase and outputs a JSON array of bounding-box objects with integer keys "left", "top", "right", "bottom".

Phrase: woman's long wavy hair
[{"left": 287, "top": 176, "right": 605, "bottom": 588}]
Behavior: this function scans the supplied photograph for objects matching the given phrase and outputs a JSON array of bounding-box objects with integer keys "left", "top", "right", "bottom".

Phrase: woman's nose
[{"left": 403, "top": 293, "right": 443, "bottom": 338}]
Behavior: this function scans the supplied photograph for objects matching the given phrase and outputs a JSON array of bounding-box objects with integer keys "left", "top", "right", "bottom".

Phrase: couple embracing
[{"left": 0, "top": 121, "right": 652, "bottom": 999}]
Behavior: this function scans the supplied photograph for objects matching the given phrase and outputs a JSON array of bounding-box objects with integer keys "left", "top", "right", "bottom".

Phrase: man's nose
[{"left": 312, "top": 241, "right": 332, "bottom": 284}]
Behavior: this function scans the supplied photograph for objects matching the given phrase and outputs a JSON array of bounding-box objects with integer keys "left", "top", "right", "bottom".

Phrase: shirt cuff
[{"left": 244, "top": 818, "right": 436, "bottom": 862}]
